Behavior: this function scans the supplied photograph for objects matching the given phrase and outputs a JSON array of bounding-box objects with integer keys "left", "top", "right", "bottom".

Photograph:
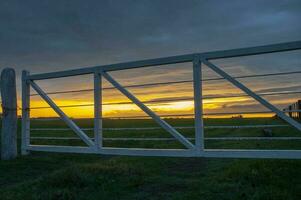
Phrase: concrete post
[{"left": 1, "top": 68, "right": 18, "bottom": 160}]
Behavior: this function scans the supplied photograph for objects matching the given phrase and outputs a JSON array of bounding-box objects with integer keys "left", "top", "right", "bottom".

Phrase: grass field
[{"left": 0, "top": 118, "right": 301, "bottom": 199}]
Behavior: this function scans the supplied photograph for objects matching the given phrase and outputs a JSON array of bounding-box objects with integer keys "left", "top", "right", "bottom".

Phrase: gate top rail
[{"left": 27, "top": 40, "right": 301, "bottom": 80}]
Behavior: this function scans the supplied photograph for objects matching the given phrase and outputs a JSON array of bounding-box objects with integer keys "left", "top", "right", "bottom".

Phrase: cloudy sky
[{"left": 0, "top": 0, "right": 300, "bottom": 118}]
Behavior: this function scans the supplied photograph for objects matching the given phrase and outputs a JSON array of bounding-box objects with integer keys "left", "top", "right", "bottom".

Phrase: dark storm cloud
[{"left": 0, "top": 0, "right": 300, "bottom": 95}]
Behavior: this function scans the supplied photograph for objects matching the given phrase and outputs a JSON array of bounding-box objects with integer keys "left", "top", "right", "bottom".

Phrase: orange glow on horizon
[{"left": 24, "top": 95, "right": 284, "bottom": 119}]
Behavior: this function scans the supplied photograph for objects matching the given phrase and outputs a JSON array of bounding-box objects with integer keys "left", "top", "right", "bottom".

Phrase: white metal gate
[{"left": 21, "top": 40, "right": 301, "bottom": 159}]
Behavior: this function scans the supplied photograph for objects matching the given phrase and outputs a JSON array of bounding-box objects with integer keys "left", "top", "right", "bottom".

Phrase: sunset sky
[{"left": 0, "top": 0, "right": 300, "bottom": 118}]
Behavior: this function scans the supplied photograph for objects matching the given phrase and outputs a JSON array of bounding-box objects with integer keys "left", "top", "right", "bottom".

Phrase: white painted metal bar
[
  {"left": 28, "top": 136, "right": 301, "bottom": 141},
  {"left": 101, "top": 71, "right": 195, "bottom": 149},
  {"left": 193, "top": 57, "right": 204, "bottom": 153},
  {"left": 27, "top": 41, "right": 301, "bottom": 80},
  {"left": 27, "top": 145, "right": 96, "bottom": 154},
  {"left": 27, "top": 145, "right": 196, "bottom": 156},
  {"left": 21, "top": 70, "right": 30, "bottom": 155},
  {"left": 100, "top": 147, "right": 196, "bottom": 157},
  {"left": 203, "top": 149, "right": 301, "bottom": 159},
  {"left": 202, "top": 59, "right": 301, "bottom": 131},
  {"left": 94, "top": 71, "right": 102, "bottom": 150},
  {"left": 29, "top": 80, "right": 95, "bottom": 147},
  {"left": 204, "top": 137, "right": 301, "bottom": 141},
  {"left": 28, "top": 54, "right": 194, "bottom": 80},
  {"left": 201, "top": 40, "right": 301, "bottom": 60},
  {"left": 27, "top": 145, "right": 301, "bottom": 159}
]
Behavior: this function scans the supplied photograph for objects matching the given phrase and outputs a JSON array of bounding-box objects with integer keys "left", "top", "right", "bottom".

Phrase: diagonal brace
[
  {"left": 101, "top": 71, "right": 195, "bottom": 149},
  {"left": 202, "top": 59, "right": 301, "bottom": 131},
  {"left": 29, "top": 80, "right": 95, "bottom": 147}
]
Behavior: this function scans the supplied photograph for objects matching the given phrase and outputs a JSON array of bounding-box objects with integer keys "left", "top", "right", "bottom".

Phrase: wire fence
[
  {"left": 26, "top": 69, "right": 301, "bottom": 118},
  {"left": 0, "top": 68, "right": 299, "bottom": 143}
]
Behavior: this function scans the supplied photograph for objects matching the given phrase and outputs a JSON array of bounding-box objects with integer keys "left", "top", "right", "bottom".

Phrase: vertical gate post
[
  {"left": 193, "top": 56, "right": 204, "bottom": 154},
  {"left": 94, "top": 71, "right": 102, "bottom": 150},
  {"left": 21, "top": 70, "right": 30, "bottom": 155},
  {"left": 1, "top": 68, "right": 18, "bottom": 160},
  {"left": 297, "top": 100, "right": 301, "bottom": 119}
]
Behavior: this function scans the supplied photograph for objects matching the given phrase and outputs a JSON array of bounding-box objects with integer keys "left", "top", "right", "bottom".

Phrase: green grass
[{"left": 0, "top": 118, "right": 301, "bottom": 199}]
